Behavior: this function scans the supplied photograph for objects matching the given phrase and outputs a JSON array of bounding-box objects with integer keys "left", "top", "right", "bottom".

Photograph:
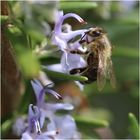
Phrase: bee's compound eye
[
  {"left": 96, "top": 31, "right": 101, "bottom": 36},
  {"left": 91, "top": 31, "right": 101, "bottom": 37}
]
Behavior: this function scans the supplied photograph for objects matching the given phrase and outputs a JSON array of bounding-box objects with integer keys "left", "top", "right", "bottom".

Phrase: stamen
[
  {"left": 35, "top": 120, "right": 41, "bottom": 135},
  {"left": 45, "top": 88, "right": 63, "bottom": 100},
  {"left": 39, "top": 86, "right": 63, "bottom": 102},
  {"left": 80, "top": 20, "right": 87, "bottom": 25}
]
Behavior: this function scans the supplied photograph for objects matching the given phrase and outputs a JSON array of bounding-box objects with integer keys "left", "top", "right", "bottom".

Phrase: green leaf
[
  {"left": 81, "top": 130, "right": 100, "bottom": 139},
  {"left": 60, "top": 1, "right": 97, "bottom": 9},
  {"left": 5, "top": 24, "right": 29, "bottom": 49},
  {"left": 75, "top": 116, "right": 108, "bottom": 138},
  {"left": 18, "top": 50, "right": 41, "bottom": 78},
  {"left": 128, "top": 113, "right": 139, "bottom": 139},
  {"left": 5, "top": 25, "right": 41, "bottom": 78},
  {"left": 18, "top": 80, "right": 35, "bottom": 113},
  {"left": 1, "top": 119, "right": 13, "bottom": 138},
  {"left": 42, "top": 67, "right": 88, "bottom": 82},
  {"left": 39, "top": 56, "right": 60, "bottom": 65},
  {"left": 75, "top": 116, "right": 109, "bottom": 129}
]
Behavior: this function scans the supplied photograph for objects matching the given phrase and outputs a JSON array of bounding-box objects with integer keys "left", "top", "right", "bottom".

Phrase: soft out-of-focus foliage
[
  {"left": 1, "top": 1, "right": 139, "bottom": 139},
  {"left": 128, "top": 113, "right": 139, "bottom": 139}
]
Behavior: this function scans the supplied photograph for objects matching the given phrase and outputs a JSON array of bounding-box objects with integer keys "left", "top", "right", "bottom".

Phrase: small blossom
[
  {"left": 28, "top": 104, "right": 41, "bottom": 134},
  {"left": 21, "top": 104, "right": 59, "bottom": 140},
  {"left": 61, "top": 41, "right": 87, "bottom": 73},
  {"left": 31, "top": 79, "right": 62, "bottom": 106},
  {"left": 52, "top": 21, "right": 87, "bottom": 73},
  {"left": 48, "top": 115, "right": 81, "bottom": 139},
  {"left": 51, "top": 11, "right": 87, "bottom": 68}
]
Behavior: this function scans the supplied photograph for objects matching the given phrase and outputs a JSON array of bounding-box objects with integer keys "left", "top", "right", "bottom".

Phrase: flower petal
[
  {"left": 39, "top": 109, "right": 46, "bottom": 129},
  {"left": 54, "top": 115, "right": 80, "bottom": 139},
  {"left": 52, "top": 35, "right": 67, "bottom": 51},
  {"left": 47, "top": 64, "right": 63, "bottom": 72},
  {"left": 28, "top": 104, "right": 41, "bottom": 133},
  {"left": 54, "top": 12, "right": 85, "bottom": 34},
  {"left": 41, "top": 88, "right": 62, "bottom": 100},
  {"left": 36, "top": 130, "right": 59, "bottom": 139},
  {"left": 61, "top": 52, "right": 87, "bottom": 73},
  {"left": 31, "top": 80, "right": 44, "bottom": 102},
  {"left": 45, "top": 103, "right": 74, "bottom": 112},
  {"left": 60, "top": 29, "right": 87, "bottom": 42},
  {"left": 21, "top": 132, "right": 33, "bottom": 140},
  {"left": 54, "top": 10, "right": 64, "bottom": 24}
]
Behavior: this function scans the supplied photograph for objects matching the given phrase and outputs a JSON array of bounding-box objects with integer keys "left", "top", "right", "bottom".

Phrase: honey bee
[{"left": 70, "top": 27, "right": 116, "bottom": 91}]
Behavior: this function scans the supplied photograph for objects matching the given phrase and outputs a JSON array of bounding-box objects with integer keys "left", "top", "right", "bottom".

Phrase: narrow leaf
[
  {"left": 42, "top": 67, "right": 88, "bottom": 82},
  {"left": 39, "top": 56, "right": 60, "bottom": 65},
  {"left": 18, "top": 50, "right": 40, "bottom": 78},
  {"left": 1, "top": 120, "right": 13, "bottom": 138},
  {"left": 18, "top": 80, "right": 35, "bottom": 113},
  {"left": 75, "top": 116, "right": 108, "bottom": 138},
  {"left": 75, "top": 116, "right": 109, "bottom": 129},
  {"left": 128, "top": 113, "right": 139, "bottom": 139}
]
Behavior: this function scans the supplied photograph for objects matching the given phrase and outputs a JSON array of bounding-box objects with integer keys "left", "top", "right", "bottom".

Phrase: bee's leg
[
  {"left": 70, "top": 67, "right": 87, "bottom": 74},
  {"left": 70, "top": 50, "right": 89, "bottom": 55}
]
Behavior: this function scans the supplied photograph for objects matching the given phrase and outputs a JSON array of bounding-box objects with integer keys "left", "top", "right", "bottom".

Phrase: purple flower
[
  {"left": 51, "top": 11, "right": 87, "bottom": 69},
  {"left": 61, "top": 40, "right": 87, "bottom": 73},
  {"left": 31, "top": 79, "right": 73, "bottom": 125},
  {"left": 21, "top": 104, "right": 59, "bottom": 140},
  {"left": 14, "top": 79, "right": 80, "bottom": 139},
  {"left": 47, "top": 115, "right": 81, "bottom": 139},
  {"left": 53, "top": 11, "right": 85, "bottom": 36},
  {"left": 31, "top": 79, "right": 62, "bottom": 107},
  {"left": 28, "top": 104, "right": 41, "bottom": 134},
  {"left": 31, "top": 79, "right": 81, "bottom": 139}
]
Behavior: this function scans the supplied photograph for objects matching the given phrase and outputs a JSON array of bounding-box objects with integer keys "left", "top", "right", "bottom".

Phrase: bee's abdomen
[{"left": 80, "top": 67, "right": 97, "bottom": 84}]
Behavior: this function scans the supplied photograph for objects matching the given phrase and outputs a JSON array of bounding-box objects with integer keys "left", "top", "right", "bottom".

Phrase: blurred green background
[{"left": 1, "top": 1, "right": 139, "bottom": 139}]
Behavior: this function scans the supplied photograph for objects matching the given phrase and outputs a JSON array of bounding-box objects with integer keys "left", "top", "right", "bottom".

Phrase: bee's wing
[
  {"left": 106, "top": 57, "right": 116, "bottom": 89},
  {"left": 97, "top": 52, "right": 106, "bottom": 91}
]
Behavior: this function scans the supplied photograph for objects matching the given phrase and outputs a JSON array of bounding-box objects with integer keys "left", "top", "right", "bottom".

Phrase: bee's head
[
  {"left": 79, "top": 27, "right": 106, "bottom": 45},
  {"left": 88, "top": 27, "right": 104, "bottom": 37}
]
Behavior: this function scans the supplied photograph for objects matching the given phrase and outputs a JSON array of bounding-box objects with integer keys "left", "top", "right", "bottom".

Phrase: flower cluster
[{"left": 13, "top": 79, "right": 80, "bottom": 139}]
